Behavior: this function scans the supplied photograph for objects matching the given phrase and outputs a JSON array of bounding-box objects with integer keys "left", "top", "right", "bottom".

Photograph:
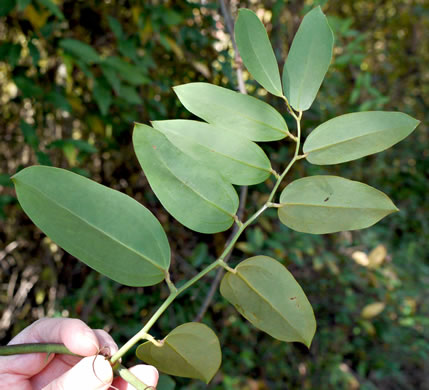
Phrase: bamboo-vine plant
[{"left": 1, "top": 6, "right": 420, "bottom": 389}]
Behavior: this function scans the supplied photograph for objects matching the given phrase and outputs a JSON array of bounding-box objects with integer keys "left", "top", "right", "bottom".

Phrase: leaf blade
[
  {"left": 133, "top": 124, "right": 238, "bottom": 234},
  {"left": 303, "top": 111, "right": 420, "bottom": 164},
  {"left": 136, "top": 323, "right": 221, "bottom": 384},
  {"left": 59, "top": 38, "right": 100, "bottom": 64},
  {"left": 173, "top": 83, "right": 288, "bottom": 142},
  {"left": 282, "top": 6, "right": 334, "bottom": 111},
  {"left": 235, "top": 9, "right": 282, "bottom": 96},
  {"left": 152, "top": 119, "right": 272, "bottom": 185},
  {"left": 12, "top": 166, "right": 170, "bottom": 286},
  {"left": 220, "top": 256, "right": 316, "bottom": 347},
  {"left": 278, "top": 175, "right": 398, "bottom": 234}
]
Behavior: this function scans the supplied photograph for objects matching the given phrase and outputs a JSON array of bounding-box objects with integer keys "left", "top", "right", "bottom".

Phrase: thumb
[{"left": 43, "top": 355, "right": 113, "bottom": 390}]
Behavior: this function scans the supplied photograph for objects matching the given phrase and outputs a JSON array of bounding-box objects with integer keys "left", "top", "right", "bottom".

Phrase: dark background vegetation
[{"left": 1, "top": 0, "right": 428, "bottom": 389}]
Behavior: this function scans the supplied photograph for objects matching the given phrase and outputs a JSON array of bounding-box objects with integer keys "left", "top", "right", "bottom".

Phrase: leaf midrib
[
  {"left": 280, "top": 202, "right": 395, "bottom": 211},
  {"left": 164, "top": 130, "right": 271, "bottom": 173},
  {"left": 305, "top": 126, "right": 409, "bottom": 154},
  {"left": 242, "top": 17, "right": 281, "bottom": 95},
  {"left": 205, "top": 100, "right": 287, "bottom": 137},
  {"left": 21, "top": 181, "right": 165, "bottom": 271},
  {"left": 293, "top": 29, "right": 318, "bottom": 109},
  {"left": 232, "top": 270, "right": 304, "bottom": 343},
  {"left": 154, "top": 338, "right": 207, "bottom": 380},
  {"left": 153, "top": 139, "right": 235, "bottom": 219}
]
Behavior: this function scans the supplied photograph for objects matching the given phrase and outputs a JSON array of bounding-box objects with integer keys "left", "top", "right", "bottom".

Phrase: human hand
[{"left": 0, "top": 318, "right": 158, "bottom": 389}]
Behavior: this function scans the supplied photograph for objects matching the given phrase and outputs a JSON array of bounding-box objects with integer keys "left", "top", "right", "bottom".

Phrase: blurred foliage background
[{"left": 1, "top": 0, "right": 428, "bottom": 389}]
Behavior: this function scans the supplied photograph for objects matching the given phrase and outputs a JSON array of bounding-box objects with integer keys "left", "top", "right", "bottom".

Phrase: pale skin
[{"left": 0, "top": 318, "right": 159, "bottom": 390}]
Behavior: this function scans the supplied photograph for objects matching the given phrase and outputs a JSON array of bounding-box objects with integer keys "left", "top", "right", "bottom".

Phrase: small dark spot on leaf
[
  {"left": 290, "top": 296, "right": 296, "bottom": 300},
  {"left": 324, "top": 197, "right": 329, "bottom": 202}
]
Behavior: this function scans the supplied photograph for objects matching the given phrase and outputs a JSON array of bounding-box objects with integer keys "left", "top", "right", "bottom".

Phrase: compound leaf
[
  {"left": 278, "top": 176, "right": 398, "bottom": 234},
  {"left": 303, "top": 111, "right": 421, "bottom": 164},
  {"left": 235, "top": 9, "right": 282, "bottom": 96},
  {"left": 12, "top": 166, "right": 170, "bottom": 286},
  {"left": 136, "top": 323, "right": 221, "bottom": 384},
  {"left": 220, "top": 256, "right": 316, "bottom": 347},
  {"left": 133, "top": 124, "right": 238, "bottom": 234},
  {"left": 283, "top": 6, "right": 334, "bottom": 111},
  {"left": 173, "top": 83, "right": 288, "bottom": 142},
  {"left": 152, "top": 119, "right": 272, "bottom": 185}
]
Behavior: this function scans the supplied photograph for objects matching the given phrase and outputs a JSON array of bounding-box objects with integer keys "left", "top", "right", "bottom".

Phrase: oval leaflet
[
  {"left": 278, "top": 175, "right": 398, "bottom": 234},
  {"left": 136, "top": 322, "right": 222, "bottom": 384},
  {"left": 12, "top": 166, "right": 170, "bottom": 287},
  {"left": 220, "top": 256, "right": 316, "bottom": 347}
]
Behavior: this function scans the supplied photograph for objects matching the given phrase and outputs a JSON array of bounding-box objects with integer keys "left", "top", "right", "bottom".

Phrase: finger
[
  {"left": 0, "top": 318, "right": 100, "bottom": 378},
  {"left": 29, "top": 327, "right": 117, "bottom": 387},
  {"left": 112, "top": 365, "right": 159, "bottom": 390},
  {"left": 42, "top": 355, "right": 113, "bottom": 390},
  {"left": 93, "top": 329, "right": 118, "bottom": 357},
  {"left": 10, "top": 317, "right": 100, "bottom": 356}
]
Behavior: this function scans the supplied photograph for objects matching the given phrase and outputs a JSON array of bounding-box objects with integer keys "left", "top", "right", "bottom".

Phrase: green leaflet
[
  {"left": 278, "top": 175, "right": 398, "bottom": 234},
  {"left": 173, "top": 82, "right": 288, "bottom": 142},
  {"left": 102, "top": 56, "right": 149, "bottom": 86},
  {"left": 36, "top": 0, "right": 65, "bottom": 20},
  {"left": 282, "top": 6, "right": 334, "bottom": 111},
  {"left": 152, "top": 119, "right": 272, "bottom": 185},
  {"left": 12, "top": 166, "right": 170, "bottom": 286},
  {"left": 235, "top": 9, "right": 282, "bottom": 96},
  {"left": 136, "top": 323, "right": 222, "bottom": 384},
  {"left": 303, "top": 111, "right": 421, "bottom": 164},
  {"left": 59, "top": 39, "right": 100, "bottom": 64},
  {"left": 133, "top": 124, "right": 238, "bottom": 234},
  {"left": 220, "top": 256, "right": 316, "bottom": 347}
]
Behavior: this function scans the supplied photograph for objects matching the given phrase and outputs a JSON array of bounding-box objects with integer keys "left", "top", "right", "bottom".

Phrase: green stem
[
  {"left": 115, "top": 364, "right": 154, "bottom": 390},
  {"left": 0, "top": 343, "right": 81, "bottom": 357},
  {"left": 110, "top": 259, "right": 223, "bottom": 363},
  {"left": 110, "top": 111, "right": 304, "bottom": 365},
  {"left": 267, "top": 110, "right": 302, "bottom": 203}
]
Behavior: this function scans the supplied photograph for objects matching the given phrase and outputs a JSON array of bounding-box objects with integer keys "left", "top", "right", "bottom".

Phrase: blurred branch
[
  {"left": 194, "top": 0, "right": 248, "bottom": 322},
  {"left": 219, "top": 0, "right": 246, "bottom": 94}
]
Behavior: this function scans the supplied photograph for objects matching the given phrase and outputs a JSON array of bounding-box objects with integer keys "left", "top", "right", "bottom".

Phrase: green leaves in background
[
  {"left": 278, "top": 176, "right": 398, "bottom": 234},
  {"left": 59, "top": 39, "right": 100, "bottom": 64},
  {"left": 93, "top": 81, "right": 112, "bottom": 116},
  {"left": 0, "top": 43, "right": 21, "bottom": 67},
  {"left": 12, "top": 166, "right": 170, "bottom": 286},
  {"left": 152, "top": 120, "right": 272, "bottom": 185},
  {"left": 157, "top": 375, "right": 176, "bottom": 390},
  {"left": 17, "top": 0, "right": 31, "bottom": 12},
  {"left": 173, "top": 83, "right": 288, "bottom": 142},
  {"left": 102, "top": 56, "right": 149, "bottom": 86},
  {"left": 133, "top": 124, "right": 238, "bottom": 234},
  {"left": 36, "top": 0, "right": 64, "bottom": 20},
  {"left": 235, "top": 9, "right": 282, "bottom": 96},
  {"left": 0, "top": 0, "right": 15, "bottom": 17},
  {"left": 303, "top": 111, "right": 420, "bottom": 164},
  {"left": 20, "top": 121, "right": 39, "bottom": 150},
  {"left": 136, "top": 322, "right": 221, "bottom": 384},
  {"left": 283, "top": 6, "right": 334, "bottom": 111},
  {"left": 14, "top": 76, "right": 43, "bottom": 98},
  {"left": 221, "top": 256, "right": 316, "bottom": 347}
]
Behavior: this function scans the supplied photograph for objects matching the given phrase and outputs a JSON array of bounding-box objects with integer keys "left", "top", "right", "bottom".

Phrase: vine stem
[
  {"left": 109, "top": 108, "right": 303, "bottom": 365},
  {"left": 0, "top": 107, "right": 304, "bottom": 390},
  {"left": 0, "top": 343, "right": 80, "bottom": 357}
]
